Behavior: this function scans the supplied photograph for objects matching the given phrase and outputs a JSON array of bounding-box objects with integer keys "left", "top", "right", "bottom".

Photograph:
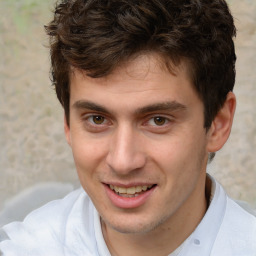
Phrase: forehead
[
  {"left": 71, "top": 53, "right": 193, "bottom": 89},
  {"left": 69, "top": 53, "right": 200, "bottom": 111}
]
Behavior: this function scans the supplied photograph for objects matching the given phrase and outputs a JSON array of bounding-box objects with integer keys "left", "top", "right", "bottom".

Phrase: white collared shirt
[{"left": 0, "top": 176, "right": 255, "bottom": 255}]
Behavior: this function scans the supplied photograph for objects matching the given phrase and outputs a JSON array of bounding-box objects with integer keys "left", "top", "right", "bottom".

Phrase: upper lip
[{"left": 103, "top": 182, "right": 156, "bottom": 188}]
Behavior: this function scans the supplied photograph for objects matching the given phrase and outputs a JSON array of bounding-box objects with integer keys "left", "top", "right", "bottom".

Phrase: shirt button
[{"left": 193, "top": 238, "right": 200, "bottom": 245}]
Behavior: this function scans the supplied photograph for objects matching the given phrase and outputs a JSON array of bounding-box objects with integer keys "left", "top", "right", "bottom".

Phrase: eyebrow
[
  {"left": 72, "top": 100, "right": 110, "bottom": 114},
  {"left": 135, "top": 101, "right": 187, "bottom": 115},
  {"left": 72, "top": 100, "right": 187, "bottom": 115}
]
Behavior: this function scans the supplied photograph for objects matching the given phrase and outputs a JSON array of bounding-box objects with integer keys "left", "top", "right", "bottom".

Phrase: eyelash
[
  {"left": 82, "top": 114, "right": 172, "bottom": 132},
  {"left": 87, "top": 115, "right": 108, "bottom": 125},
  {"left": 146, "top": 116, "right": 170, "bottom": 126},
  {"left": 81, "top": 114, "right": 111, "bottom": 132}
]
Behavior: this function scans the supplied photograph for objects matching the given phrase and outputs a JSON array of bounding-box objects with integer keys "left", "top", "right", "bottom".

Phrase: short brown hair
[{"left": 45, "top": 0, "right": 236, "bottom": 128}]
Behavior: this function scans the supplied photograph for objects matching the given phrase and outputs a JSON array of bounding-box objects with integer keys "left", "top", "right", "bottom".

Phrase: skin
[{"left": 64, "top": 54, "right": 236, "bottom": 256}]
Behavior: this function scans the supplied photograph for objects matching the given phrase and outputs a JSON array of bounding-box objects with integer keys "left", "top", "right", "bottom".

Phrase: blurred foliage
[{"left": 1, "top": 0, "right": 54, "bottom": 34}]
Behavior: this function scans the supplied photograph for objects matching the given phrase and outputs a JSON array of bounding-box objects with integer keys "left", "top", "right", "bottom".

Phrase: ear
[
  {"left": 207, "top": 92, "right": 236, "bottom": 152},
  {"left": 64, "top": 114, "right": 71, "bottom": 146}
]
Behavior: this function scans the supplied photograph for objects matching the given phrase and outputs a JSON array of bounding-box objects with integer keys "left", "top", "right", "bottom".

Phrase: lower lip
[{"left": 104, "top": 184, "right": 156, "bottom": 209}]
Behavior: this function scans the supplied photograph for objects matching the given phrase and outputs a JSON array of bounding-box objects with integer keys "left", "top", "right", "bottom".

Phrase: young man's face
[{"left": 65, "top": 54, "right": 211, "bottom": 234}]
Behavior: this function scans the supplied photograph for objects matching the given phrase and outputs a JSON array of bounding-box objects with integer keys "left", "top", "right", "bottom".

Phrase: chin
[{"left": 101, "top": 212, "right": 170, "bottom": 234}]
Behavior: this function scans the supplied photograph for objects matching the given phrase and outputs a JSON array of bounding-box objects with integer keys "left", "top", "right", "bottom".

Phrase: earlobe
[
  {"left": 64, "top": 114, "right": 71, "bottom": 146},
  {"left": 207, "top": 92, "right": 236, "bottom": 152}
]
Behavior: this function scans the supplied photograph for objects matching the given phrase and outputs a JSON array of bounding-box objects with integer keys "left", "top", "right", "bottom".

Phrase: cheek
[
  {"left": 152, "top": 139, "right": 207, "bottom": 211},
  {"left": 71, "top": 138, "right": 109, "bottom": 201},
  {"left": 71, "top": 135, "right": 109, "bottom": 176},
  {"left": 150, "top": 137, "right": 191, "bottom": 169},
  {"left": 150, "top": 130, "right": 207, "bottom": 180}
]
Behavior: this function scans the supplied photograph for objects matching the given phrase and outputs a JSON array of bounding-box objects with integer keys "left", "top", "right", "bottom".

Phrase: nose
[{"left": 106, "top": 124, "right": 146, "bottom": 175}]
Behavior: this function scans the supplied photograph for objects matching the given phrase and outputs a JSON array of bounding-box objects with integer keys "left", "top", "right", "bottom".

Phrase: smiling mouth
[{"left": 108, "top": 184, "right": 156, "bottom": 198}]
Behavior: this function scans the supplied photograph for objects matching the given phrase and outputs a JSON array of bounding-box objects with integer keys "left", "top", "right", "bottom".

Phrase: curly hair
[{"left": 45, "top": 0, "right": 236, "bottom": 129}]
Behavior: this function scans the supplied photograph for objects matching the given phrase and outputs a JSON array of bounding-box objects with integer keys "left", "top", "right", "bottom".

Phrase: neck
[{"left": 102, "top": 174, "right": 209, "bottom": 256}]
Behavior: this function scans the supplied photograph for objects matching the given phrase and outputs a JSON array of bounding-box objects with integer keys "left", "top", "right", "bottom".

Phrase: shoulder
[
  {"left": 14, "top": 187, "right": 87, "bottom": 231},
  {"left": 211, "top": 197, "right": 256, "bottom": 255},
  {"left": 0, "top": 188, "right": 98, "bottom": 255}
]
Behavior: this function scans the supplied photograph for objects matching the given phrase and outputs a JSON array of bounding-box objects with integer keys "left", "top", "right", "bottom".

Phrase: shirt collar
[{"left": 174, "top": 174, "right": 227, "bottom": 255}]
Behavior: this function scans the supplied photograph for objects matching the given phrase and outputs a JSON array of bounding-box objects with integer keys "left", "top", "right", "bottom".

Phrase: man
[{"left": 0, "top": 0, "right": 255, "bottom": 255}]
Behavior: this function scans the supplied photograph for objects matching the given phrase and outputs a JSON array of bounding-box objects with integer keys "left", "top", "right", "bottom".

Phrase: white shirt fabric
[{"left": 0, "top": 176, "right": 255, "bottom": 256}]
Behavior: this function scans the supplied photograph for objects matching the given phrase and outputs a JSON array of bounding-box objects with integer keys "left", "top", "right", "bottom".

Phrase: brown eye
[
  {"left": 153, "top": 116, "right": 166, "bottom": 126},
  {"left": 92, "top": 115, "right": 105, "bottom": 124}
]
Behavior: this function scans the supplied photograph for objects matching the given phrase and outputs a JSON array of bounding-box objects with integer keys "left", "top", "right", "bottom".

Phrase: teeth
[
  {"left": 127, "top": 187, "right": 135, "bottom": 194},
  {"left": 109, "top": 185, "right": 153, "bottom": 195},
  {"left": 118, "top": 187, "right": 126, "bottom": 194},
  {"left": 135, "top": 186, "right": 142, "bottom": 193},
  {"left": 142, "top": 186, "right": 147, "bottom": 191},
  {"left": 113, "top": 186, "right": 120, "bottom": 193}
]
